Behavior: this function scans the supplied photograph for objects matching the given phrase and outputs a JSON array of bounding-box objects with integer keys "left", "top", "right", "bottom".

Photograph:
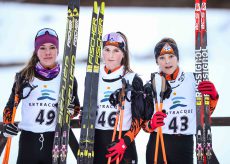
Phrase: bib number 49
[{"left": 36, "top": 109, "right": 55, "bottom": 125}]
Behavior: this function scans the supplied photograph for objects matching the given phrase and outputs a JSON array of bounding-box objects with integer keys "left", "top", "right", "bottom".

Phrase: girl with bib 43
[{"left": 143, "top": 37, "right": 219, "bottom": 164}]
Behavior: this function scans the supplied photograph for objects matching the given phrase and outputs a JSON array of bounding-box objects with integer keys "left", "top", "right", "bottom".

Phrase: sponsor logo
[
  {"left": 37, "top": 85, "right": 56, "bottom": 101},
  {"left": 100, "top": 86, "right": 113, "bottom": 103},
  {"left": 169, "top": 96, "right": 187, "bottom": 110}
]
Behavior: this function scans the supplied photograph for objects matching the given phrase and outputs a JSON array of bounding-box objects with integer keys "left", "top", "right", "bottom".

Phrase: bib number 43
[{"left": 168, "top": 116, "right": 188, "bottom": 133}]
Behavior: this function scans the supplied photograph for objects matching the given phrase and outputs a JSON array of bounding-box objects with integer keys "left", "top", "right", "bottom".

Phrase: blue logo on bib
[
  {"left": 169, "top": 97, "right": 187, "bottom": 110},
  {"left": 37, "top": 89, "right": 56, "bottom": 101},
  {"left": 101, "top": 90, "right": 113, "bottom": 103}
]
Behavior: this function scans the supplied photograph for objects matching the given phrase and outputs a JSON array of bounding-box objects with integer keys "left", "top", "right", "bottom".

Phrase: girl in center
[{"left": 94, "top": 31, "right": 142, "bottom": 164}]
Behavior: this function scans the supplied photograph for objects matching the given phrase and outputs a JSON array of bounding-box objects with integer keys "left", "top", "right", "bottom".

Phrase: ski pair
[
  {"left": 151, "top": 73, "right": 167, "bottom": 164},
  {"left": 52, "top": 0, "right": 80, "bottom": 163},
  {"left": 194, "top": 0, "right": 218, "bottom": 163},
  {"left": 77, "top": 1, "right": 105, "bottom": 164},
  {"left": 107, "top": 78, "right": 127, "bottom": 164}
]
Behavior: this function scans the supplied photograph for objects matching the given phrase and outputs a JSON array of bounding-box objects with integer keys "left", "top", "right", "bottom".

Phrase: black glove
[
  {"left": 143, "top": 82, "right": 155, "bottom": 98},
  {"left": 109, "top": 88, "right": 121, "bottom": 107},
  {"left": 109, "top": 79, "right": 133, "bottom": 107},
  {"left": 2, "top": 123, "right": 19, "bottom": 138},
  {"left": 143, "top": 82, "right": 154, "bottom": 109},
  {"left": 143, "top": 82, "right": 154, "bottom": 120}
]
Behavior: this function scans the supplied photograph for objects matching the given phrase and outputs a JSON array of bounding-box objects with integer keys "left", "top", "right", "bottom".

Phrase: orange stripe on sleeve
[
  {"left": 124, "top": 119, "right": 142, "bottom": 143},
  {"left": 210, "top": 96, "right": 219, "bottom": 115}
]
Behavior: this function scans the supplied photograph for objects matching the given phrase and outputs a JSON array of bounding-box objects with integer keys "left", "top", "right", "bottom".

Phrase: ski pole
[
  {"left": 151, "top": 73, "right": 167, "bottom": 164},
  {"left": 107, "top": 111, "right": 119, "bottom": 164},
  {"left": 154, "top": 98, "right": 167, "bottom": 164},
  {"left": 2, "top": 93, "right": 19, "bottom": 164},
  {"left": 159, "top": 76, "right": 167, "bottom": 164},
  {"left": 116, "top": 78, "right": 126, "bottom": 164},
  {"left": 107, "top": 78, "right": 126, "bottom": 164}
]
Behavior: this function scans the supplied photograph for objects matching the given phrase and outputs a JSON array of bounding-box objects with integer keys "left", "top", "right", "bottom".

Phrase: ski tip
[
  {"left": 93, "top": 1, "right": 98, "bottom": 13},
  {"left": 202, "top": 0, "right": 207, "bottom": 4},
  {"left": 100, "top": 2, "right": 105, "bottom": 14},
  {"left": 73, "top": 7, "right": 79, "bottom": 17}
]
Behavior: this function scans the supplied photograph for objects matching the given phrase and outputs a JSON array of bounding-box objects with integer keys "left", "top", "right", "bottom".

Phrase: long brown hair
[
  {"left": 19, "top": 51, "right": 39, "bottom": 82},
  {"left": 116, "top": 31, "right": 133, "bottom": 75}
]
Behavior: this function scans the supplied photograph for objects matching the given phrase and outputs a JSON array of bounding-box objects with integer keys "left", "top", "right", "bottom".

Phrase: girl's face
[
  {"left": 102, "top": 45, "right": 124, "bottom": 70},
  {"left": 157, "top": 53, "right": 178, "bottom": 75},
  {"left": 37, "top": 43, "right": 58, "bottom": 68}
]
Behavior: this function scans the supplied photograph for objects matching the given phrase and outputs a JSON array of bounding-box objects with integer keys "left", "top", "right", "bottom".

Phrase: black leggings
[
  {"left": 94, "top": 129, "right": 138, "bottom": 164},
  {"left": 17, "top": 130, "right": 54, "bottom": 164},
  {"left": 146, "top": 132, "right": 194, "bottom": 164}
]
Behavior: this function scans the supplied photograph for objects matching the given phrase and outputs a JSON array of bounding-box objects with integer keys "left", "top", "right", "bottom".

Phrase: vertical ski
[
  {"left": 195, "top": 0, "right": 217, "bottom": 163},
  {"left": 59, "top": 1, "right": 80, "bottom": 163},
  {"left": 52, "top": 0, "right": 80, "bottom": 163},
  {"left": 195, "top": 0, "right": 204, "bottom": 163},
  {"left": 78, "top": 1, "right": 105, "bottom": 164},
  {"left": 200, "top": 1, "right": 212, "bottom": 163}
]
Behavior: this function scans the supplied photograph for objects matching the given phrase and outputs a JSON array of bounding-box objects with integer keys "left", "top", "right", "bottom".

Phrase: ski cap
[
  {"left": 35, "top": 28, "right": 59, "bottom": 52},
  {"left": 154, "top": 37, "right": 179, "bottom": 62},
  {"left": 102, "top": 32, "right": 126, "bottom": 52}
]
